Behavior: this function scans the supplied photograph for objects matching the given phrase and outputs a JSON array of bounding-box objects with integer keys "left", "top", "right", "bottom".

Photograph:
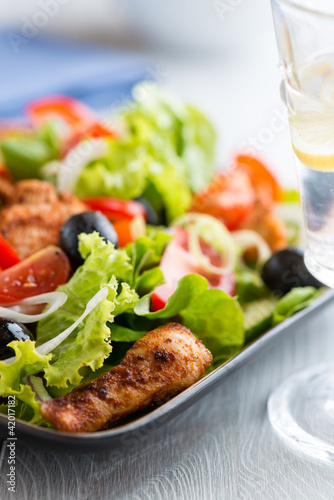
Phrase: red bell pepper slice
[
  {"left": 83, "top": 197, "right": 146, "bottom": 222},
  {"left": 113, "top": 216, "right": 146, "bottom": 247},
  {"left": 26, "top": 96, "right": 97, "bottom": 132},
  {"left": 0, "top": 235, "right": 21, "bottom": 270}
]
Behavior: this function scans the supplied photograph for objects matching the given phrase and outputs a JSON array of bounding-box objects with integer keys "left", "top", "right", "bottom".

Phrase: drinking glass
[{"left": 268, "top": 0, "right": 334, "bottom": 463}]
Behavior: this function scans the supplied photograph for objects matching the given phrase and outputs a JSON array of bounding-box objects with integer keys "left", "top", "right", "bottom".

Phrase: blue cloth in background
[{"left": 0, "top": 33, "right": 151, "bottom": 118}]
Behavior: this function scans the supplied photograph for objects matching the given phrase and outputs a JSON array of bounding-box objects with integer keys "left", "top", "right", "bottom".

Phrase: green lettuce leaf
[
  {"left": 0, "top": 121, "right": 61, "bottom": 181},
  {"left": 273, "top": 287, "right": 324, "bottom": 325},
  {"left": 235, "top": 269, "right": 270, "bottom": 305},
  {"left": 108, "top": 324, "right": 146, "bottom": 343}
]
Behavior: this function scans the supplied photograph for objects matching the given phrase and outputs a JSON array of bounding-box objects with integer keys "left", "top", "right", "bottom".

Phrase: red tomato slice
[
  {"left": 83, "top": 198, "right": 146, "bottom": 222},
  {"left": 0, "top": 246, "right": 70, "bottom": 304},
  {"left": 236, "top": 154, "right": 284, "bottom": 205},
  {"left": 191, "top": 169, "right": 255, "bottom": 231},
  {"left": 26, "top": 96, "right": 96, "bottom": 132},
  {"left": 151, "top": 228, "right": 235, "bottom": 311},
  {"left": 0, "top": 235, "right": 21, "bottom": 270}
]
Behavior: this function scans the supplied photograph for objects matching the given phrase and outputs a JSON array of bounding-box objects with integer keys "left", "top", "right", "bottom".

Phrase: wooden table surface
[
  {"left": 1, "top": 1, "right": 334, "bottom": 498},
  {"left": 1, "top": 300, "right": 334, "bottom": 499}
]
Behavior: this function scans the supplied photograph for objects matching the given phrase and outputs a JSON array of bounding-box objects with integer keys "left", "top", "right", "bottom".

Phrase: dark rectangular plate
[{"left": 1, "top": 290, "right": 333, "bottom": 453}]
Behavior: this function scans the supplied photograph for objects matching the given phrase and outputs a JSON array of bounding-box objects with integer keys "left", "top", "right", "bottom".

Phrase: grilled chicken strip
[
  {"left": 41, "top": 323, "right": 212, "bottom": 433},
  {"left": 0, "top": 180, "right": 87, "bottom": 259}
]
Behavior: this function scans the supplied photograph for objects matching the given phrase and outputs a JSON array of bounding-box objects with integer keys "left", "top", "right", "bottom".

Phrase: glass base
[
  {"left": 305, "top": 249, "right": 334, "bottom": 288},
  {"left": 268, "top": 363, "right": 334, "bottom": 464}
]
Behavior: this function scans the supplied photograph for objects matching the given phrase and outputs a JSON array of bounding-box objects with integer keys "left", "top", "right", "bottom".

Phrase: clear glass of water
[{"left": 268, "top": 0, "right": 334, "bottom": 463}]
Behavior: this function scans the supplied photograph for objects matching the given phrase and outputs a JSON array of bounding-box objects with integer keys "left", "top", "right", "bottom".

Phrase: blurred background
[{"left": 0, "top": 0, "right": 295, "bottom": 185}]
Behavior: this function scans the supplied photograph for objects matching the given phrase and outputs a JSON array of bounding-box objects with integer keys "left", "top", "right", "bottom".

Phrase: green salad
[{"left": 0, "top": 84, "right": 324, "bottom": 429}]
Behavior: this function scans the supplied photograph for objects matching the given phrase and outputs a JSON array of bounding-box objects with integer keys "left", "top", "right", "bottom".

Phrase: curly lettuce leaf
[
  {"left": 126, "top": 229, "right": 171, "bottom": 293},
  {"left": 43, "top": 286, "right": 115, "bottom": 388},
  {"left": 37, "top": 234, "right": 130, "bottom": 345},
  {"left": 0, "top": 340, "right": 52, "bottom": 423},
  {"left": 182, "top": 105, "right": 216, "bottom": 192},
  {"left": 76, "top": 138, "right": 192, "bottom": 223},
  {"left": 75, "top": 84, "right": 214, "bottom": 222},
  {"left": 36, "top": 233, "right": 139, "bottom": 388},
  {"left": 113, "top": 283, "right": 140, "bottom": 315},
  {"left": 134, "top": 274, "right": 244, "bottom": 365},
  {"left": 75, "top": 138, "right": 148, "bottom": 199},
  {"left": 123, "top": 83, "right": 216, "bottom": 192},
  {"left": 145, "top": 162, "right": 192, "bottom": 222}
]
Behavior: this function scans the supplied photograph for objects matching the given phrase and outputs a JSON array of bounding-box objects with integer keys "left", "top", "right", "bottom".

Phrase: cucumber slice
[{"left": 243, "top": 298, "right": 277, "bottom": 344}]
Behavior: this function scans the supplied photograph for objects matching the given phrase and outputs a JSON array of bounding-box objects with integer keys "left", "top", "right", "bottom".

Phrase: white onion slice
[
  {"left": 4, "top": 287, "right": 109, "bottom": 365},
  {"left": 27, "top": 375, "right": 52, "bottom": 403},
  {"left": 42, "top": 138, "right": 108, "bottom": 193},
  {"left": 173, "top": 213, "right": 237, "bottom": 275},
  {"left": 36, "top": 286, "right": 108, "bottom": 356},
  {"left": 0, "top": 292, "right": 67, "bottom": 324},
  {"left": 232, "top": 230, "right": 271, "bottom": 265}
]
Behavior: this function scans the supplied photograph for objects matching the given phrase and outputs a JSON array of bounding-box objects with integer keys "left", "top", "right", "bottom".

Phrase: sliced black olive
[
  {"left": 60, "top": 211, "right": 118, "bottom": 269},
  {"left": 261, "top": 248, "right": 323, "bottom": 295},
  {"left": 135, "top": 197, "right": 160, "bottom": 226},
  {"left": 0, "top": 318, "right": 33, "bottom": 360}
]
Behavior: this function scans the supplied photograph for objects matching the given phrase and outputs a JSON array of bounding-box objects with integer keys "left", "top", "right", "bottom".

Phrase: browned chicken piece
[
  {"left": 0, "top": 180, "right": 87, "bottom": 259},
  {"left": 40, "top": 323, "right": 213, "bottom": 433},
  {"left": 240, "top": 200, "right": 288, "bottom": 252},
  {"left": 0, "top": 177, "right": 15, "bottom": 204}
]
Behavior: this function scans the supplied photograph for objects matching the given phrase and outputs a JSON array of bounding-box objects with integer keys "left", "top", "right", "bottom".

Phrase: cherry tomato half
[
  {"left": 151, "top": 228, "right": 235, "bottom": 312},
  {"left": 191, "top": 169, "right": 255, "bottom": 231},
  {"left": 236, "top": 154, "right": 284, "bottom": 205},
  {"left": 0, "top": 246, "right": 70, "bottom": 304}
]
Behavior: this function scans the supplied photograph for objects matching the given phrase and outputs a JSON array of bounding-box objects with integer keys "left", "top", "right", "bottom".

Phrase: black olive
[
  {"left": 59, "top": 211, "right": 118, "bottom": 269},
  {"left": 261, "top": 248, "right": 323, "bottom": 295},
  {"left": 0, "top": 319, "right": 33, "bottom": 360},
  {"left": 135, "top": 197, "right": 160, "bottom": 226}
]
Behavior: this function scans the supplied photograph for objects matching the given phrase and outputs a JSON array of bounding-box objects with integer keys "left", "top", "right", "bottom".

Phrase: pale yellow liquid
[{"left": 286, "top": 53, "right": 334, "bottom": 271}]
